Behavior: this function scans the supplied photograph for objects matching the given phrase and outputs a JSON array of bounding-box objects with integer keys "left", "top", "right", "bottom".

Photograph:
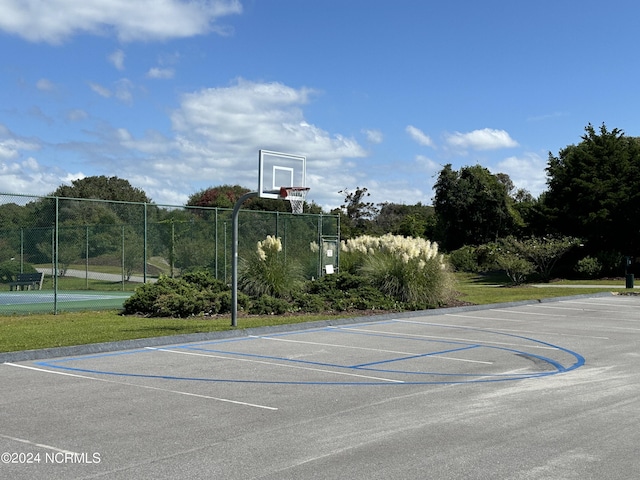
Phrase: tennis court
[
  {"left": 1, "top": 293, "right": 639, "bottom": 479},
  {"left": 0, "top": 291, "right": 132, "bottom": 313}
]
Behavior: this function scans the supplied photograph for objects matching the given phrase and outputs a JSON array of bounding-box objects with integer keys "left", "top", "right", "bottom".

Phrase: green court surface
[{"left": 0, "top": 291, "right": 131, "bottom": 313}]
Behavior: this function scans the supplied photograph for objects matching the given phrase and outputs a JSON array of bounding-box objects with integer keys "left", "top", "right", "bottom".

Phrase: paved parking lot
[{"left": 1, "top": 293, "right": 639, "bottom": 479}]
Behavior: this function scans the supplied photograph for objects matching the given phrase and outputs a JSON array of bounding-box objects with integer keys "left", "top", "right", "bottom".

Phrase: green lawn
[
  {"left": 0, "top": 311, "right": 358, "bottom": 353},
  {"left": 453, "top": 272, "right": 621, "bottom": 305},
  {"left": 0, "top": 272, "right": 627, "bottom": 354}
]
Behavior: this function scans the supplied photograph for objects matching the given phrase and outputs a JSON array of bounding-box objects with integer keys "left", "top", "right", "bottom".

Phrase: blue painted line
[
  {"left": 32, "top": 319, "right": 586, "bottom": 386},
  {"left": 31, "top": 361, "right": 559, "bottom": 386},
  {"left": 179, "top": 345, "right": 350, "bottom": 369},
  {"left": 480, "top": 345, "right": 571, "bottom": 373},
  {"left": 350, "top": 345, "right": 481, "bottom": 368},
  {"left": 328, "top": 326, "right": 480, "bottom": 347}
]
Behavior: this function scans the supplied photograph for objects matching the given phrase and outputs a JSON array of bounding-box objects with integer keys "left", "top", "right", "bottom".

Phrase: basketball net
[{"left": 280, "top": 187, "right": 310, "bottom": 214}]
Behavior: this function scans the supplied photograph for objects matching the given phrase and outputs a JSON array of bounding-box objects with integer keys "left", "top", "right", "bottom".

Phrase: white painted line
[
  {"left": 591, "top": 326, "right": 640, "bottom": 332},
  {"left": 561, "top": 300, "right": 640, "bottom": 308},
  {"left": 444, "top": 313, "right": 527, "bottom": 323},
  {"left": 3, "top": 362, "right": 278, "bottom": 411},
  {"left": 251, "top": 335, "right": 420, "bottom": 355},
  {"left": 465, "top": 327, "right": 609, "bottom": 340},
  {"left": 0, "top": 432, "right": 79, "bottom": 455},
  {"left": 251, "top": 335, "right": 493, "bottom": 365},
  {"left": 147, "top": 347, "right": 405, "bottom": 383},
  {"left": 525, "top": 305, "right": 596, "bottom": 312},
  {"left": 4, "top": 362, "right": 100, "bottom": 380},
  {"left": 445, "top": 308, "right": 566, "bottom": 316},
  {"left": 336, "top": 326, "right": 557, "bottom": 351},
  {"left": 489, "top": 309, "right": 567, "bottom": 317},
  {"left": 397, "top": 319, "right": 608, "bottom": 340}
]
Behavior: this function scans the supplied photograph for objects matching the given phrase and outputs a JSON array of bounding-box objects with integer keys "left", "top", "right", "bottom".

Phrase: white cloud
[
  {"left": 46, "top": 79, "right": 367, "bottom": 207},
  {"left": 147, "top": 67, "right": 175, "bottom": 79},
  {"left": 406, "top": 125, "right": 434, "bottom": 147},
  {"left": 4, "top": 78, "right": 373, "bottom": 208},
  {"left": 0, "top": 126, "right": 40, "bottom": 160},
  {"left": 146, "top": 79, "right": 366, "bottom": 204},
  {"left": 114, "top": 79, "right": 134, "bottom": 104},
  {"left": 89, "top": 82, "right": 111, "bottom": 98},
  {"left": 414, "top": 154, "right": 440, "bottom": 173},
  {"left": 0, "top": 157, "right": 75, "bottom": 197},
  {"left": 362, "top": 129, "right": 383, "bottom": 144},
  {"left": 36, "top": 78, "right": 55, "bottom": 91},
  {"left": 108, "top": 49, "right": 125, "bottom": 70},
  {"left": 446, "top": 128, "right": 518, "bottom": 151},
  {"left": 496, "top": 152, "right": 547, "bottom": 197},
  {"left": 66, "top": 109, "right": 89, "bottom": 122},
  {"left": 89, "top": 79, "right": 134, "bottom": 104},
  {"left": 0, "top": 0, "right": 243, "bottom": 44},
  {"left": 527, "top": 111, "right": 568, "bottom": 122}
]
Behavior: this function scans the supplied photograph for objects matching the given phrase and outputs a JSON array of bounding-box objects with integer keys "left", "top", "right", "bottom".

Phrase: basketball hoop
[{"left": 279, "top": 186, "right": 310, "bottom": 214}]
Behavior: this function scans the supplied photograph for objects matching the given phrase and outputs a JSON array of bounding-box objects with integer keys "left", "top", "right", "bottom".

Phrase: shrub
[
  {"left": 501, "top": 236, "right": 579, "bottom": 282},
  {"left": 0, "top": 261, "right": 37, "bottom": 283},
  {"left": 305, "top": 272, "right": 400, "bottom": 311},
  {"left": 248, "top": 295, "right": 291, "bottom": 315},
  {"left": 343, "top": 234, "right": 455, "bottom": 308},
  {"left": 448, "top": 246, "right": 479, "bottom": 272},
  {"left": 495, "top": 252, "right": 535, "bottom": 285},
  {"left": 122, "top": 272, "right": 246, "bottom": 317},
  {"left": 291, "top": 291, "right": 327, "bottom": 313},
  {"left": 152, "top": 291, "right": 204, "bottom": 318},
  {"left": 596, "top": 251, "right": 623, "bottom": 277},
  {"left": 575, "top": 256, "right": 602, "bottom": 279},
  {"left": 181, "top": 270, "right": 227, "bottom": 292},
  {"left": 307, "top": 271, "right": 368, "bottom": 295},
  {"left": 123, "top": 276, "right": 189, "bottom": 315},
  {"left": 238, "top": 235, "right": 304, "bottom": 298}
]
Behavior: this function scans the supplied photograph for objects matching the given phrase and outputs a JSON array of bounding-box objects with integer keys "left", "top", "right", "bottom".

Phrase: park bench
[{"left": 9, "top": 272, "right": 44, "bottom": 291}]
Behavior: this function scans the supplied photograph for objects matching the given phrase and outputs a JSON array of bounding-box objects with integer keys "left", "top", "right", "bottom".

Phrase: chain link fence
[{"left": 0, "top": 193, "right": 339, "bottom": 314}]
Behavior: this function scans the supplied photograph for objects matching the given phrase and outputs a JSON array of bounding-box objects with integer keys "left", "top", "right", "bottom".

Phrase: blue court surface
[{"left": 1, "top": 293, "right": 640, "bottom": 479}]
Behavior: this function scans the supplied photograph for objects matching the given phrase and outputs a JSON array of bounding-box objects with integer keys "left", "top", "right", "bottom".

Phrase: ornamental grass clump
[
  {"left": 238, "top": 235, "right": 304, "bottom": 298},
  {"left": 341, "top": 234, "right": 454, "bottom": 308}
]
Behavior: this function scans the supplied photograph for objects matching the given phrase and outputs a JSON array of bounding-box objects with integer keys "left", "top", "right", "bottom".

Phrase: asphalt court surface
[{"left": 2, "top": 293, "right": 640, "bottom": 479}]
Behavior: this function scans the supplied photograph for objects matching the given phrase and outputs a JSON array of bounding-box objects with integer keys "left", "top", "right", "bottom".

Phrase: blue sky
[{"left": 1, "top": 0, "right": 639, "bottom": 210}]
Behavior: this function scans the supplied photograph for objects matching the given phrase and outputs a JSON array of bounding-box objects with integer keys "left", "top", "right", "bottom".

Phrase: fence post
[
  {"left": 121, "top": 225, "right": 125, "bottom": 290},
  {"left": 144, "top": 203, "right": 148, "bottom": 283},
  {"left": 318, "top": 214, "right": 322, "bottom": 279},
  {"left": 214, "top": 209, "right": 218, "bottom": 280},
  {"left": 20, "top": 228, "right": 24, "bottom": 273},
  {"left": 85, "top": 225, "right": 89, "bottom": 289}
]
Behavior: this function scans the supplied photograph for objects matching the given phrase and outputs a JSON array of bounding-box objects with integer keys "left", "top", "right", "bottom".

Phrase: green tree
[
  {"left": 335, "top": 187, "right": 379, "bottom": 238},
  {"left": 375, "top": 203, "right": 435, "bottom": 238},
  {"left": 545, "top": 123, "right": 640, "bottom": 255},
  {"left": 188, "top": 184, "right": 305, "bottom": 213},
  {"left": 433, "top": 164, "right": 519, "bottom": 250},
  {"left": 52, "top": 176, "right": 151, "bottom": 203},
  {"left": 187, "top": 184, "right": 252, "bottom": 209},
  {"left": 501, "top": 236, "right": 579, "bottom": 282},
  {"left": 32, "top": 176, "right": 154, "bottom": 229}
]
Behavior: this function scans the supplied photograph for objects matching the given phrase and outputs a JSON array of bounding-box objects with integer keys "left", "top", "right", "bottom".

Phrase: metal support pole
[
  {"left": 85, "top": 225, "right": 89, "bottom": 289},
  {"left": 231, "top": 191, "right": 258, "bottom": 327}
]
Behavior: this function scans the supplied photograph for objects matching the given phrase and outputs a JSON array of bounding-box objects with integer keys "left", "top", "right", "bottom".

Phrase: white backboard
[{"left": 258, "top": 150, "right": 306, "bottom": 199}]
